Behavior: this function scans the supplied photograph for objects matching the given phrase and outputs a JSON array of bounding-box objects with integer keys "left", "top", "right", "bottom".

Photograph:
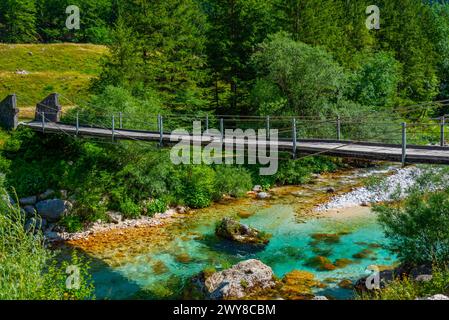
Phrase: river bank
[{"left": 53, "top": 164, "right": 438, "bottom": 244}]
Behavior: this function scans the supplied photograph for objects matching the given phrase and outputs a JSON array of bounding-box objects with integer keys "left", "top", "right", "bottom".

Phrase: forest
[{"left": 1, "top": 0, "right": 448, "bottom": 118}]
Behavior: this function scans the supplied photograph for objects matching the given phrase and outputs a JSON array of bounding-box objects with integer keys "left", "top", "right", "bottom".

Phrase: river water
[{"left": 69, "top": 166, "right": 397, "bottom": 300}]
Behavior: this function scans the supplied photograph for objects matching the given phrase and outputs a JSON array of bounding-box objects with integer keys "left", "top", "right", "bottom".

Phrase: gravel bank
[{"left": 316, "top": 166, "right": 447, "bottom": 211}]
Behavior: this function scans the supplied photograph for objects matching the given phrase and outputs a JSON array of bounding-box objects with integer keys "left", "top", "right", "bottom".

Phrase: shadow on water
[{"left": 53, "top": 243, "right": 144, "bottom": 300}]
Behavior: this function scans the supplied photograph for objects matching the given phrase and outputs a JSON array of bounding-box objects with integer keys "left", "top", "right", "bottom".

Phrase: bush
[
  {"left": 375, "top": 189, "right": 449, "bottom": 265},
  {"left": 181, "top": 166, "right": 216, "bottom": 208},
  {"left": 145, "top": 198, "right": 168, "bottom": 216},
  {"left": 213, "top": 166, "right": 253, "bottom": 199},
  {"left": 60, "top": 215, "right": 84, "bottom": 233},
  {"left": 119, "top": 197, "right": 141, "bottom": 219}
]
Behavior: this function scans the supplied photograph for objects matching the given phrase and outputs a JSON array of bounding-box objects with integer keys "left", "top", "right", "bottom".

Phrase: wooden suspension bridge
[{"left": 2, "top": 93, "right": 449, "bottom": 166}]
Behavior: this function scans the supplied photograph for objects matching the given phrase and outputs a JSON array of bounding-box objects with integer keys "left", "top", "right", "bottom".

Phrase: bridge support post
[
  {"left": 337, "top": 115, "right": 341, "bottom": 141},
  {"left": 112, "top": 114, "right": 115, "bottom": 142},
  {"left": 0, "top": 94, "right": 19, "bottom": 130},
  {"left": 35, "top": 93, "right": 61, "bottom": 122},
  {"left": 440, "top": 116, "right": 445, "bottom": 147},
  {"left": 292, "top": 118, "right": 297, "bottom": 159},
  {"left": 401, "top": 122, "right": 407, "bottom": 167},
  {"left": 76, "top": 111, "right": 79, "bottom": 136},
  {"left": 158, "top": 114, "right": 163, "bottom": 147},
  {"left": 119, "top": 112, "right": 123, "bottom": 129},
  {"left": 205, "top": 114, "right": 209, "bottom": 134},
  {"left": 266, "top": 116, "right": 270, "bottom": 140},
  {"left": 220, "top": 118, "right": 224, "bottom": 143},
  {"left": 41, "top": 112, "right": 45, "bottom": 132}
]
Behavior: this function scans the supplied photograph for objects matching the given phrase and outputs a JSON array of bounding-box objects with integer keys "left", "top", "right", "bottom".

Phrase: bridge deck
[{"left": 22, "top": 121, "right": 449, "bottom": 165}]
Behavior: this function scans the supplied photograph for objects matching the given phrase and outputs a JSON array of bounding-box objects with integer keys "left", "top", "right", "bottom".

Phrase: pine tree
[
  {"left": 98, "top": 0, "right": 209, "bottom": 112},
  {"left": 205, "top": 0, "right": 276, "bottom": 113},
  {"left": 0, "top": 0, "right": 37, "bottom": 43},
  {"left": 375, "top": 0, "right": 439, "bottom": 103}
]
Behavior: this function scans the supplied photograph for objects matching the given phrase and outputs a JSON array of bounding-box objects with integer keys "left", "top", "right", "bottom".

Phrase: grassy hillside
[{"left": 0, "top": 43, "right": 108, "bottom": 115}]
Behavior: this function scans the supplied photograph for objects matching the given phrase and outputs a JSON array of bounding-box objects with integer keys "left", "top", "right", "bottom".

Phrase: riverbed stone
[
  {"left": 60, "top": 190, "right": 68, "bottom": 199},
  {"left": 19, "top": 196, "right": 37, "bottom": 206},
  {"left": 107, "top": 211, "right": 122, "bottom": 224},
  {"left": 38, "top": 189, "right": 55, "bottom": 200},
  {"left": 203, "top": 259, "right": 275, "bottom": 299},
  {"left": 215, "top": 217, "right": 270, "bottom": 245},
  {"left": 415, "top": 274, "right": 433, "bottom": 282},
  {"left": 23, "top": 205, "right": 36, "bottom": 217},
  {"left": 175, "top": 205, "right": 188, "bottom": 214},
  {"left": 25, "top": 217, "right": 47, "bottom": 232},
  {"left": 252, "top": 185, "right": 263, "bottom": 192},
  {"left": 326, "top": 187, "right": 336, "bottom": 193},
  {"left": 257, "top": 192, "right": 270, "bottom": 199},
  {"left": 35, "top": 199, "right": 71, "bottom": 222}
]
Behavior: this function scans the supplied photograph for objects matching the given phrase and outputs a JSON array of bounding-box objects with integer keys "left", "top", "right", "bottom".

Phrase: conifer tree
[{"left": 0, "top": 0, "right": 37, "bottom": 43}]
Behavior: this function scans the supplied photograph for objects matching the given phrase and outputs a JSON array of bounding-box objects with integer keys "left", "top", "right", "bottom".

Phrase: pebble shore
[{"left": 316, "top": 166, "right": 446, "bottom": 211}]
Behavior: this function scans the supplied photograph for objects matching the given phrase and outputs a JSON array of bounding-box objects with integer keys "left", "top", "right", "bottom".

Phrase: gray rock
[
  {"left": 415, "top": 274, "right": 433, "bottom": 282},
  {"left": 25, "top": 217, "right": 47, "bottom": 232},
  {"left": 215, "top": 217, "right": 270, "bottom": 245},
  {"left": 60, "top": 190, "right": 68, "bottom": 200},
  {"left": 107, "top": 211, "right": 122, "bottom": 224},
  {"left": 36, "top": 199, "right": 71, "bottom": 222},
  {"left": 252, "top": 185, "right": 263, "bottom": 192},
  {"left": 257, "top": 192, "right": 270, "bottom": 199},
  {"left": 23, "top": 205, "right": 36, "bottom": 217},
  {"left": 19, "top": 195, "right": 37, "bottom": 206},
  {"left": 204, "top": 259, "right": 275, "bottom": 299},
  {"left": 38, "top": 189, "right": 55, "bottom": 201},
  {"left": 176, "top": 205, "right": 188, "bottom": 214}
]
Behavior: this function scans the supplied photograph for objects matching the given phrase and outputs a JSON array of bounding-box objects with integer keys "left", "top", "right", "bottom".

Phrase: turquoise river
[{"left": 67, "top": 166, "right": 397, "bottom": 300}]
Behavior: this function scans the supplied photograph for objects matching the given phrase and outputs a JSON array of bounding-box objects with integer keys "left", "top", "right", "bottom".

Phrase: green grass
[
  {"left": 0, "top": 176, "right": 95, "bottom": 299},
  {"left": 0, "top": 43, "right": 108, "bottom": 109},
  {"left": 357, "top": 267, "right": 449, "bottom": 300}
]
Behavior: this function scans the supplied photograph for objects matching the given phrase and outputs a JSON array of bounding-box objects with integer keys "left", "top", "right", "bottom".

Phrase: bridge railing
[{"left": 2, "top": 93, "right": 449, "bottom": 165}]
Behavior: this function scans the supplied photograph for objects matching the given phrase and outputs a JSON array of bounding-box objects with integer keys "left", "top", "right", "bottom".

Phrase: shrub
[
  {"left": 119, "top": 197, "right": 141, "bottom": 219},
  {"left": 181, "top": 166, "right": 216, "bottom": 208},
  {"left": 60, "top": 215, "right": 84, "bottom": 233},
  {"left": 375, "top": 189, "right": 449, "bottom": 265},
  {"left": 146, "top": 198, "right": 168, "bottom": 216},
  {"left": 213, "top": 166, "right": 253, "bottom": 200}
]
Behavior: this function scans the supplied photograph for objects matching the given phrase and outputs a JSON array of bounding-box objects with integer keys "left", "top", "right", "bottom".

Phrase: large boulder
[
  {"left": 35, "top": 199, "right": 71, "bottom": 222},
  {"left": 215, "top": 217, "right": 271, "bottom": 245},
  {"left": 203, "top": 259, "right": 275, "bottom": 299}
]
